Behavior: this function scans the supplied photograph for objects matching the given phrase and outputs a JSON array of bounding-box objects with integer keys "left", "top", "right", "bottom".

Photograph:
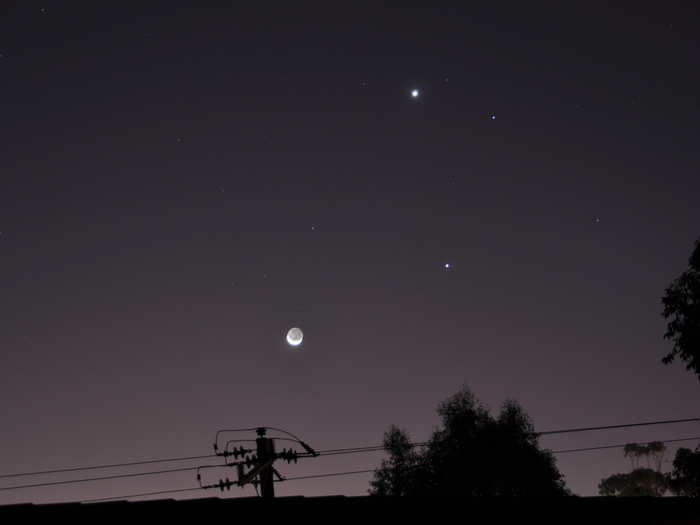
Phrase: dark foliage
[
  {"left": 623, "top": 442, "right": 666, "bottom": 471},
  {"left": 368, "top": 425, "right": 421, "bottom": 497},
  {"left": 369, "top": 386, "right": 570, "bottom": 497},
  {"left": 599, "top": 441, "right": 668, "bottom": 497},
  {"left": 668, "top": 447, "right": 700, "bottom": 497},
  {"left": 598, "top": 469, "right": 668, "bottom": 497},
  {"left": 662, "top": 237, "right": 700, "bottom": 380}
]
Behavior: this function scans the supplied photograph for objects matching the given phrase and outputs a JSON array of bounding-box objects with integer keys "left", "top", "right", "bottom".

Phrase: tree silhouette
[
  {"left": 368, "top": 425, "right": 421, "bottom": 496},
  {"left": 598, "top": 469, "right": 668, "bottom": 497},
  {"left": 668, "top": 446, "right": 700, "bottom": 497},
  {"left": 662, "top": 236, "right": 700, "bottom": 380},
  {"left": 599, "top": 442, "right": 668, "bottom": 497},
  {"left": 623, "top": 442, "right": 666, "bottom": 471},
  {"left": 369, "top": 386, "right": 570, "bottom": 497}
]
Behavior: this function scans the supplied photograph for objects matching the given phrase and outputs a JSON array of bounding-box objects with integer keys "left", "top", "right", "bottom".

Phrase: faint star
[
  {"left": 490, "top": 114, "right": 496, "bottom": 120},
  {"left": 311, "top": 225, "right": 316, "bottom": 231},
  {"left": 40, "top": 7, "right": 48, "bottom": 14},
  {"left": 595, "top": 218, "right": 601, "bottom": 223},
  {"left": 443, "top": 77, "right": 449, "bottom": 83},
  {"left": 444, "top": 263, "right": 451, "bottom": 270},
  {"left": 176, "top": 137, "right": 183, "bottom": 143}
]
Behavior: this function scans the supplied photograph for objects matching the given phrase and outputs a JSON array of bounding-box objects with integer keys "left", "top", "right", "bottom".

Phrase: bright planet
[{"left": 286, "top": 327, "right": 303, "bottom": 346}]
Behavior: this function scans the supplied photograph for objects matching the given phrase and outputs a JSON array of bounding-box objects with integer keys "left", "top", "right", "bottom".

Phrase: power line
[
  {"left": 0, "top": 466, "right": 201, "bottom": 492},
  {"left": 318, "top": 446, "right": 388, "bottom": 456},
  {"left": 82, "top": 487, "right": 203, "bottom": 503},
  {"left": 0, "top": 446, "right": 406, "bottom": 482},
  {"left": 0, "top": 454, "right": 216, "bottom": 481},
  {"left": 551, "top": 435, "right": 700, "bottom": 454},
  {"left": 1, "top": 417, "right": 698, "bottom": 491},
  {"left": 28, "top": 435, "right": 700, "bottom": 505},
  {"left": 318, "top": 445, "right": 386, "bottom": 456},
  {"left": 281, "top": 469, "right": 376, "bottom": 482},
  {"left": 80, "top": 470, "right": 380, "bottom": 504},
  {"left": 538, "top": 417, "right": 700, "bottom": 436}
]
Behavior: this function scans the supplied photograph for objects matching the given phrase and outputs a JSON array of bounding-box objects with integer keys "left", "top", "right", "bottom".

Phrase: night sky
[{"left": 1, "top": 3, "right": 699, "bottom": 503}]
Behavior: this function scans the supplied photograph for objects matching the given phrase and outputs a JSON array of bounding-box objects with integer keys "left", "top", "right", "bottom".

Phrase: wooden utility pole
[{"left": 256, "top": 427, "right": 275, "bottom": 499}]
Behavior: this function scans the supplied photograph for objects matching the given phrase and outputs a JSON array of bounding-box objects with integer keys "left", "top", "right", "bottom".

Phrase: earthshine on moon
[{"left": 286, "top": 327, "right": 303, "bottom": 346}]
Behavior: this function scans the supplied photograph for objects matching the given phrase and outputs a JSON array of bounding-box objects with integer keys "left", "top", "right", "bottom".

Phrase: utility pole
[
  {"left": 201, "top": 426, "right": 319, "bottom": 499},
  {"left": 255, "top": 427, "right": 275, "bottom": 499}
]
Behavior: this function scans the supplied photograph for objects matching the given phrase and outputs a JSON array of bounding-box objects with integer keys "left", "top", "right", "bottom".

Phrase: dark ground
[{"left": 2, "top": 495, "right": 699, "bottom": 524}]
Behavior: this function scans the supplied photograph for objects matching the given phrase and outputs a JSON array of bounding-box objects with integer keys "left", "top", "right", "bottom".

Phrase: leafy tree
[
  {"left": 599, "top": 442, "right": 668, "bottom": 497},
  {"left": 598, "top": 469, "right": 668, "bottom": 497},
  {"left": 369, "top": 386, "right": 570, "bottom": 497},
  {"left": 368, "top": 425, "right": 421, "bottom": 496},
  {"left": 668, "top": 446, "right": 700, "bottom": 497},
  {"left": 623, "top": 442, "right": 666, "bottom": 471},
  {"left": 661, "top": 237, "right": 700, "bottom": 380}
]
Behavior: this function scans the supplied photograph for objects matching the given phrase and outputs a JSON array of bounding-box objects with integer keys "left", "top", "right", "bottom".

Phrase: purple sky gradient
[{"left": 1, "top": 3, "right": 699, "bottom": 504}]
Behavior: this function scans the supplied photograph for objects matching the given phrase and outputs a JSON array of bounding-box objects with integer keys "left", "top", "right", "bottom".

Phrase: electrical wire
[
  {"left": 318, "top": 447, "right": 386, "bottom": 457},
  {"left": 538, "top": 417, "right": 700, "bottom": 436},
  {"left": 0, "top": 454, "right": 217, "bottom": 481},
  {"left": 213, "top": 427, "right": 304, "bottom": 452},
  {"left": 26, "top": 434, "right": 700, "bottom": 506},
  {"left": 5, "top": 434, "right": 698, "bottom": 495},
  {"left": 550, "top": 435, "right": 700, "bottom": 454},
  {"left": 0, "top": 466, "right": 200, "bottom": 492},
  {"left": 82, "top": 487, "right": 203, "bottom": 503},
  {"left": 213, "top": 428, "right": 261, "bottom": 451},
  {"left": 264, "top": 427, "right": 304, "bottom": 442},
  {"left": 2, "top": 417, "right": 698, "bottom": 492},
  {"left": 279, "top": 469, "right": 376, "bottom": 482},
  {"left": 79, "top": 470, "right": 378, "bottom": 503}
]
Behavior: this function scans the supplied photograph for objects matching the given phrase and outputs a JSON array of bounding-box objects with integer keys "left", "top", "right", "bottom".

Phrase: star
[
  {"left": 411, "top": 89, "right": 420, "bottom": 99},
  {"left": 444, "top": 263, "right": 451, "bottom": 270},
  {"left": 490, "top": 114, "right": 496, "bottom": 120}
]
